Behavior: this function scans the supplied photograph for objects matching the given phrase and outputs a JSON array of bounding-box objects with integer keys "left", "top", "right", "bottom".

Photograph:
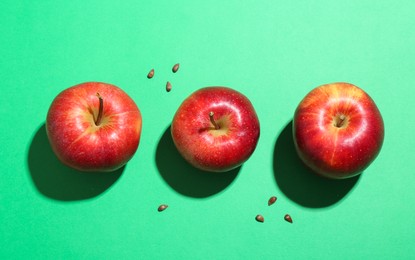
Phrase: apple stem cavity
[
  {"left": 95, "top": 92, "right": 104, "bottom": 126},
  {"left": 209, "top": 112, "right": 220, "bottom": 130},
  {"left": 335, "top": 114, "right": 346, "bottom": 128}
]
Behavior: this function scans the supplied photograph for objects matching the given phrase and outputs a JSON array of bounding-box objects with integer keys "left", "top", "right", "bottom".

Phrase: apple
[
  {"left": 293, "top": 82, "right": 384, "bottom": 179},
  {"left": 171, "top": 86, "right": 260, "bottom": 172},
  {"left": 46, "top": 82, "right": 142, "bottom": 172}
]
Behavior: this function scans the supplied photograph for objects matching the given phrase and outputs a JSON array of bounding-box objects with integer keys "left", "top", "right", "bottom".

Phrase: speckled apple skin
[
  {"left": 171, "top": 87, "right": 260, "bottom": 172},
  {"left": 293, "top": 82, "right": 384, "bottom": 179},
  {"left": 46, "top": 82, "right": 142, "bottom": 172}
]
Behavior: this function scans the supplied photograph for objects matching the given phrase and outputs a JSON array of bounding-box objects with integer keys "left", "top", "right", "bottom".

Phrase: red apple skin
[
  {"left": 171, "top": 87, "right": 260, "bottom": 172},
  {"left": 293, "top": 82, "right": 384, "bottom": 179},
  {"left": 46, "top": 82, "right": 142, "bottom": 172}
]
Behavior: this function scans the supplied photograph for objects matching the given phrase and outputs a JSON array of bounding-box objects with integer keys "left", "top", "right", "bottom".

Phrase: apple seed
[
  {"left": 166, "top": 81, "right": 172, "bottom": 92},
  {"left": 172, "top": 63, "right": 180, "bottom": 73},
  {"left": 158, "top": 204, "right": 168, "bottom": 212},
  {"left": 284, "top": 214, "right": 293, "bottom": 223},
  {"left": 255, "top": 214, "right": 264, "bottom": 223},
  {"left": 147, "top": 69, "right": 155, "bottom": 79},
  {"left": 268, "top": 196, "right": 277, "bottom": 206}
]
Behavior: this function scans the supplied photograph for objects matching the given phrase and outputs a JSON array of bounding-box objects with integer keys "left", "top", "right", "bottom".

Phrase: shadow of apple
[
  {"left": 27, "top": 124, "right": 124, "bottom": 201},
  {"left": 273, "top": 121, "right": 361, "bottom": 208},
  {"left": 155, "top": 125, "right": 240, "bottom": 198}
]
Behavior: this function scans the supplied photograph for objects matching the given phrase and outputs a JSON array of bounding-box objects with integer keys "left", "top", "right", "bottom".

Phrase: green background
[{"left": 1, "top": 0, "right": 414, "bottom": 259}]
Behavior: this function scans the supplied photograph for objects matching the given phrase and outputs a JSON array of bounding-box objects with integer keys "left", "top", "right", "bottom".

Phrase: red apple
[
  {"left": 46, "top": 82, "right": 142, "bottom": 172},
  {"left": 171, "top": 86, "right": 260, "bottom": 172},
  {"left": 293, "top": 82, "right": 384, "bottom": 179}
]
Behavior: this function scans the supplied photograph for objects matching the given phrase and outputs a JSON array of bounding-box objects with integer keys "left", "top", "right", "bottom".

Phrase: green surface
[{"left": 1, "top": 1, "right": 414, "bottom": 259}]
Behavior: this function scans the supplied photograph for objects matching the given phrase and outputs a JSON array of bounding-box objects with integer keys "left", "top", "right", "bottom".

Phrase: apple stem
[
  {"left": 95, "top": 92, "right": 103, "bottom": 126},
  {"left": 336, "top": 114, "right": 346, "bottom": 128},
  {"left": 209, "top": 112, "right": 220, "bottom": 130}
]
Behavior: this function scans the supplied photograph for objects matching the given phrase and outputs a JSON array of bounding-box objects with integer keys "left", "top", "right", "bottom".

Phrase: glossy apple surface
[
  {"left": 171, "top": 86, "right": 260, "bottom": 172},
  {"left": 46, "top": 82, "right": 142, "bottom": 172},
  {"left": 293, "top": 82, "right": 384, "bottom": 179}
]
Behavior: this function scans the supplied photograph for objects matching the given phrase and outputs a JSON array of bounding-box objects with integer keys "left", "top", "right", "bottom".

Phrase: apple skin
[
  {"left": 46, "top": 82, "right": 142, "bottom": 172},
  {"left": 293, "top": 82, "right": 384, "bottom": 179},
  {"left": 171, "top": 86, "right": 260, "bottom": 172}
]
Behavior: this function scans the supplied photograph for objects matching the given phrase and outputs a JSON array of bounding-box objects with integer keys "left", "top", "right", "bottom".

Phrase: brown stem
[
  {"left": 335, "top": 114, "right": 346, "bottom": 128},
  {"left": 95, "top": 92, "right": 103, "bottom": 126},
  {"left": 209, "top": 111, "right": 220, "bottom": 130}
]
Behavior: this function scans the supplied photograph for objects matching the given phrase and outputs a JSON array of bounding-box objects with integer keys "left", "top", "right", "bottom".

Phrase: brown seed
[
  {"left": 147, "top": 69, "right": 154, "bottom": 79},
  {"left": 268, "top": 196, "right": 277, "bottom": 206},
  {"left": 284, "top": 214, "right": 293, "bottom": 223},
  {"left": 172, "top": 63, "right": 180, "bottom": 73},
  {"left": 255, "top": 214, "right": 264, "bottom": 223},
  {"left": 166, "top": 81, "right": 172, "bottom": 92},
  {"left": 158, "top": 204, "right": 168, "bottom": 212}
]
